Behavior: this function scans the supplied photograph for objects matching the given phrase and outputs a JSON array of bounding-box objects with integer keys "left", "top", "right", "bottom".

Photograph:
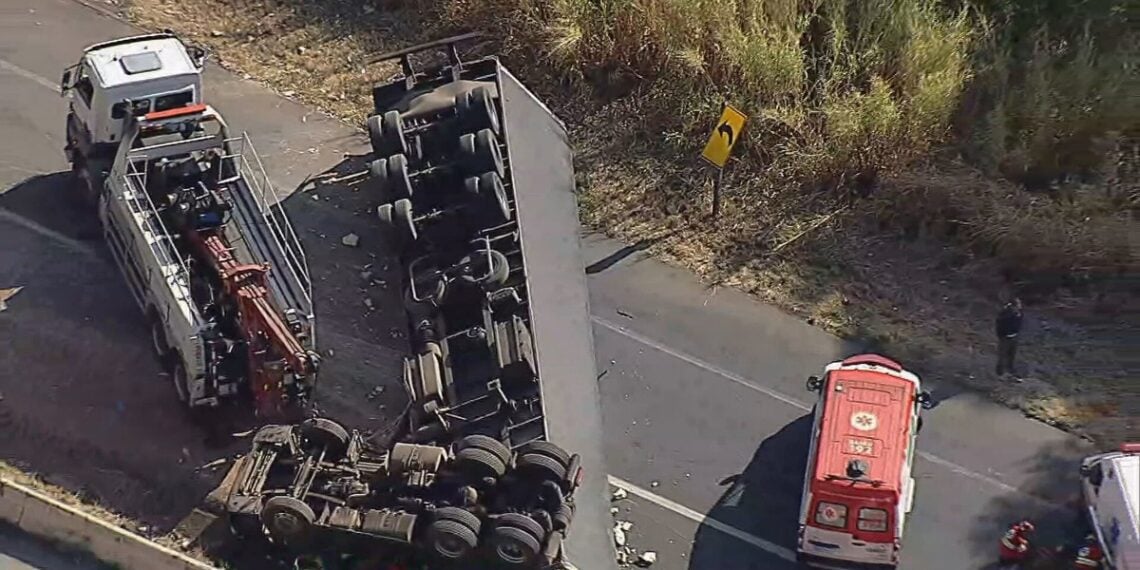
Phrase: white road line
[
  {"left": 0, "top": 57, "right": 59, "bottom": 92},
  {"left": 0, "top": 207, "right": 97, "bottom": 257},
  {"left": 609, "top": 475, "right": 798, "bottom": 562},
  {"left": 593, "top": 315, "right": 1062, "bottom": 508}
]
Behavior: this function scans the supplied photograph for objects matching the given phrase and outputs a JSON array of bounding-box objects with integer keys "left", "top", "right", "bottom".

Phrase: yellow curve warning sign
[{"left": 701, "top": 104, "right": 748, "bottom": 168}]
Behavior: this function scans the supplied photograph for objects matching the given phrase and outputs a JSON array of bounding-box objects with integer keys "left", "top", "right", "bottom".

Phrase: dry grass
[{"left": 121, "top": 0, "right": 1138, "bottom": 443}]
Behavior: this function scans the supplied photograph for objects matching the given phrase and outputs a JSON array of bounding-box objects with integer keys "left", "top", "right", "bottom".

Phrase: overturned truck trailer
[{"left": 190, "top": 35, "right": 617, "bottom": 570}]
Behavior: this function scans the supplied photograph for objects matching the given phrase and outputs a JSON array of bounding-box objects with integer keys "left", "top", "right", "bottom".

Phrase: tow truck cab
[
  {"left": 797, "top": 354, "right": 933, "bottom": 569},
  {"left": 1079, "top": 443, "right": 1140, "bottom": 570},
  {"left": 61, "top": 32, "right": 205, "bottom": 201}
]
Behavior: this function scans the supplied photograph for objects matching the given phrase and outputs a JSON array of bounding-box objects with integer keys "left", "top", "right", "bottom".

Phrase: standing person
[{"left": 996, "top": 296, "right": 1024, "bottom": 379}]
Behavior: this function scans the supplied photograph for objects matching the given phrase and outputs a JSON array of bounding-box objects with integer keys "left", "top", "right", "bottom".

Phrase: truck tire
[
  {"left": 456, "top": 249, "right": 510, "bottom": 288},
  {"left": 427, "top": 507, "right": 481, "bottom": 560},
  {"left": 516, "top": 441, "right": 571, "bottom": 465},
  {"left": 261, "top": 496, "right": 315, "bottom": 546},
  {"left": 385, "top": 153, "right": 414, "bottom": 199},
  {"left": 392, "top": 198, "right": 418, "bottom": 242},
  {"left": 457, "top": 434, "right": 512, "bottom": 466},
  {"left": 456, "top": 86, "right": 500, "bottom": 137},
  {"left": 300, "top": 417, "right": 350, "bottom": 462},
  {"left": 456, "top": 446, "right": 507, "bottom": 481},
  {"left": 171, "top": 359, "right": 190, "bottom": 405},
  {"left": 477, "top": 171, "right": 511, "bottom": 224},
  {"left": 458, "top": 129, "right": 505, "bottom": 179},
  {"left": 552, "top": 502, "right": 575, "bottom": 532},
  {"left": 367, "top": 112, "right": 408, "bottom": 158},
  {"left": 516, "top": 452, "right": 567, "bottom": 483},
  {"left": 490, "top": 513, "right": 544, "bottom": 566},
  {"left": 147, "top": 312, "right": 172, "bottom": 369}
]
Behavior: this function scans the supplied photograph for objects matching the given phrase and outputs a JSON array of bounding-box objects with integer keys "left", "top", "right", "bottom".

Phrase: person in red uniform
[
  {"left": 999, "top": 520, "right": 1035, "bottom": 567},
  {"left": 1072, "top": 534, "right": 1105, "bottom": 569}
]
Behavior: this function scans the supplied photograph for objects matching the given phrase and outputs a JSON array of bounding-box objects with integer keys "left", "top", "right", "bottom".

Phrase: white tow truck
[
  {"left": 1079, "top": 443, "right": 1140, "bottom": 569},
  {"left": 60, "top": 33, "right": 318, "bottom": 419}
]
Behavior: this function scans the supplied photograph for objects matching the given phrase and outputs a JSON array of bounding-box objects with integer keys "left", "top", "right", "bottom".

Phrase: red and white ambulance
[{"left": 796, "top": 354, "right": 933, "bottom": 569}]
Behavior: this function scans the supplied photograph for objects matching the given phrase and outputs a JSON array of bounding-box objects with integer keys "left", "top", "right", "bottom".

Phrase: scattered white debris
[
  {"left": 612, "top": 488, "right": 628, "bottom": 501},
  {"left": 296, "top": 46, "right": 307, "bottom": 55},
  {"left": 341, "top": 233, "right": 360, "bottom": 247},
  {"left": 638, "top": 551, "right": 658, "bottom": 566},
  {"left": 326, "top": 349, "right": 335, "bottom": 358},
  {"left": 366, "top": 386, "right": 385, "bottom": 401},
  {"left": 363, "top": 298, "right": 374, "bottom": 309},
  {"left": 619, "top": 521, "right": 633, "bottom": 532},
  {"left": 231, "top": 429, "right": 256, "bottom": 438},
  {"left": 610, "top": 507, "right": 619, "bottom": 515},
  {"left": 282, "top": 90, "right": 296, "bottom": 97},
  {"left": 209, "top": 30, "right": 223, "bottom": 37},
  {"left": 650, "top": 480, "right": 659, "bottom": 488},
  {"left": 613, "top": 525, "right": 627, "bottom": 547},
  {"left": 311, "top": 194, "right": 320, "bottom": 201},
  {"left": 616, "top": 550, "right": 629, "bottom": 565},
  {"left": 198, "top": 458, "right": 228, "bottom": 471},
  {"left": 360, "top": 270, "right": 373, "bottom": 281}
]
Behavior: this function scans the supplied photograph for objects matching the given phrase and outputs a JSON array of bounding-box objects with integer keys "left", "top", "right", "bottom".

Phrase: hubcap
[{"left": 436, "top": 534, "right": 467, "bottom": 558}]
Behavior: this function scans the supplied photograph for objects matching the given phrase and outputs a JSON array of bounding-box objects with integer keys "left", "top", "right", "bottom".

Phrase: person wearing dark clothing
[{"left": 996, "top": 297, "right": 1023, "bottom": 378}]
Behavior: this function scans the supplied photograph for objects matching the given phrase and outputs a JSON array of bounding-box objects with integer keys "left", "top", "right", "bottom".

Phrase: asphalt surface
[
  {"left": 0, "top": 525, "right": 107, "bottom": 570},
  {"left": 0, "top": 1, "right": 1099, "bottom": 569}
]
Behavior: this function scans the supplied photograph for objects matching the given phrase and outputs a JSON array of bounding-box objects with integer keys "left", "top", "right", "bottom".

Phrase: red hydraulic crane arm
[{"left": 192, "top": 229, "right": 315, "bottom": 417}]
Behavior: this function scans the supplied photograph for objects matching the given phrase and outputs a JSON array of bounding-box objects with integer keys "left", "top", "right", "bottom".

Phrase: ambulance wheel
[{"left": 427, "top": 507, "right": 481, "bottom": 561}]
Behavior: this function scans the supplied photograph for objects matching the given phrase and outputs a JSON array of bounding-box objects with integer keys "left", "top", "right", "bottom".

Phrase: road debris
[
  {"left": 363, "top": 297, "right": 374, "bottom": 309},
  {"left": 197, "top": 458, "right": 228, "bottom": 471},
  {"left": 341, "top": 233, "right": 360, "bottom": 247},
  {"left": 612, "top": 488, "right": 628, "bottom": 501},
  {"left": 0, "top": 286, "right": 24, "bottom": 312},
  {"left": 613, "top": 524, "right": 627, "bottom": 547},
  {"left": 637, "top": 551, "right": 658, "bottom": 566}
]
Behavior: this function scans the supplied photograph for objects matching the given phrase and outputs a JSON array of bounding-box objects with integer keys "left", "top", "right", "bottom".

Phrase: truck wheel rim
[
  {"left": 497, "top": 541, "right": 527, "bottom": 563},
  {"left": 271, "top": 512, "right": 304, "bottom": 536},
  {"left": 436, "top": 535, "right": 467, "bottom": 558}
]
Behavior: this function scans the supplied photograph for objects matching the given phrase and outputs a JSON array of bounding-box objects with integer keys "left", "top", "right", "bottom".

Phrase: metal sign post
[{"left": 700, "top": 103, "right": 747, "bottom": 220}]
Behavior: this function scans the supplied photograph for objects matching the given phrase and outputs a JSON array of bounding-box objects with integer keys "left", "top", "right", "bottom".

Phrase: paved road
[
  {"left": 0, "top": 526, "right": 107, "bottom": 570},
  {"left": 0, "top": 1, "right": 1096, "bottom": 569}
]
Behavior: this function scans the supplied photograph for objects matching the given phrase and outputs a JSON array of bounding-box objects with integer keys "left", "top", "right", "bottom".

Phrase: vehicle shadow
[
  {"left": 964, "top": 437, "right": 1092, "bottom": 568},
  {"left": 0, "top": 171, "right": 102, "bottom": 242},
  {"left": 0, "top": 172, "right": 240, "bottom": 532},
  {"left": 686, "top": 414, "right": 813, "bottom": 570},
  {"left": 273, "top": 150, "right": 412, "bottom": 435}
]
